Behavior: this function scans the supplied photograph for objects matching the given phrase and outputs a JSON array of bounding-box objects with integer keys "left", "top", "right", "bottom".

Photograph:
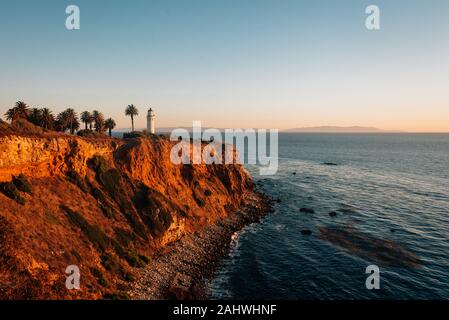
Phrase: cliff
[{"left": 0, "top": 125, "right": 256, "bottom": 299}]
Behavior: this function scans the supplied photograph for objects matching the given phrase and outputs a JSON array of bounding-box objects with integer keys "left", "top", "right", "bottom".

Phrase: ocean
[{"left": 208, "top": 133, "right": 449, "bottom": 299}]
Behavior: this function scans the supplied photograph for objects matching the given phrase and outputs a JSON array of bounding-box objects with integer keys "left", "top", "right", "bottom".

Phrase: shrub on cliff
[
  {"left": 88, "top": 156, "right": 148, "bottom": 239},
  {"left": 61, "top": 205, "right": 110, "bottom": 251},
  {"left": 195, "top": 197, "right": 205, "bottom": 207},
  {"left": 123, "top": 131, "right": 146, "bottom": 139},
  {"left": 66, "top": 170, "right": 90, "bottom": 193},
  {"left": 99, "top": 204, "right": 116, "bottom": 219},
  {"left": 12, "top": 174, "right": 32, "bottom": 194},
  {"left": 124, "top": 253, "right": 147, "bottom": 268},
  {"left": 91, "top": 267, "right": 108, "bottom": 288},
  {"left": 114, "top": 228, "right": 135, "bottom": 246},
  {"left": 134, "top": 185, "right": 174, "bottom": 238},
  {"left": 101, "top": 253, "right": 122, "bottom": 273},
  {"left": 77, "top": 129, "right": 102, "bottom": 138},
  {"left": 0, "top": 181, "right": 26, "bottom": 205},
  {"left": 103, "top": 291, "right": 130, "bottom": 300},
  {"left": 89, "top": 156, "right": 109, "bottom": 175}
]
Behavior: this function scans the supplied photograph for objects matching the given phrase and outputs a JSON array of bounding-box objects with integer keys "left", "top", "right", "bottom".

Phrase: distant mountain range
[{"left": 284, "top": 126, "right": 401, "bottom": 133}]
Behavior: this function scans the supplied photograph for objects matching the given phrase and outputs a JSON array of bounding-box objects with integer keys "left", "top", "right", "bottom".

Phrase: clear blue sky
[{"left": 1, "top": 0, "right": 448, "bottom": 131}]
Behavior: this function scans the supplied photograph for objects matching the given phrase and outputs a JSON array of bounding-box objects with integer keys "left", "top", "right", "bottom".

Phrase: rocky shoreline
[{"left": 128, "top": 190, "right": 273, "bottom": 300}]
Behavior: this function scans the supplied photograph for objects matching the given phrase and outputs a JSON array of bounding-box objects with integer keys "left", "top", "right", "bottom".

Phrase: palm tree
[
  {"left": 4, "top": 101, "right": 31, "bottom": 122},
  {"left": 104, "top": 118, "right": 116, "bottom": 137},
  {"left": 54, "top": 111, "right": 67, "bottom": 132},
  {"left": 56, "top": 109, "right": 79, "bottom": 134},
  {"left": 29, "top": 108, "right": 43, "bottom": 126},
  {"left": 80, "top": 111, "right": 92, "bottom": 130},
  {"left": 64, "top": 108, "right": 79, "bottom": 134},
  {"left": 92, "top": 110, "right": 105, "bottom": 133},
  {"left": 40, "top": 108, "right": 55, "bottom": 130},
  {"left": 125, "top": 104, "right": 138, "bottom": 132}
]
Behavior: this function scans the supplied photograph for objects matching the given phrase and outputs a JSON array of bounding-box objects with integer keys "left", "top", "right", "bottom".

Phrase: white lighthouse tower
[{"left": 147, "top": 108, "right": 155, "bottom": 134}]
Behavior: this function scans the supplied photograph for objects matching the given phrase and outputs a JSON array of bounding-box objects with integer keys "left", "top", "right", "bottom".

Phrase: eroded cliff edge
[{"left": 0, "top": 131, "right": 262, "bottom": 299}]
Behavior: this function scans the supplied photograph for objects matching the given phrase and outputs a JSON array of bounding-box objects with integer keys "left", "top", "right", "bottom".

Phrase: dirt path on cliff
[{"left": 128, "top": 192, "right": 272, "bottom": 300}]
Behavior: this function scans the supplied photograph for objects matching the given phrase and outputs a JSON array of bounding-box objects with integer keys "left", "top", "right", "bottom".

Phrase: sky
[{"left": 0, "top": 0, "right": 448, "bottom": 132}]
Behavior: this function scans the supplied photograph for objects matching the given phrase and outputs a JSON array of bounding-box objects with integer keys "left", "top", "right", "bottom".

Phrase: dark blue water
[{"left": 209, "top": 133, "right": 449, "bottom": 299}]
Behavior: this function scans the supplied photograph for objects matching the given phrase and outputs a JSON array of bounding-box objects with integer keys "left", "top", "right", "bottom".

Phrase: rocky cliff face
[{"left": 0, "top": 131, "right": 254, "bottom": 299}]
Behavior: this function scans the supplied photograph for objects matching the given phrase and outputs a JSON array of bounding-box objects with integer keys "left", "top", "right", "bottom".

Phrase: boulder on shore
[{"left": 167, "top": 273, "right": 198, "bottom": 300}]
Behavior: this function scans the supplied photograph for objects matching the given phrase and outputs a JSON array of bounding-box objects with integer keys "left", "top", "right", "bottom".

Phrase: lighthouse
[{"left": 147, "top": 108, "right": 155, "bottom": 134}]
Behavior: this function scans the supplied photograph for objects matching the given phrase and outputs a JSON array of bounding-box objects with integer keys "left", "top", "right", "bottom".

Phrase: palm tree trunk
[
  {"left": 131, "top": 115, "right": 134, "bottom": 132},
  {"left": 109, "top": 128, "right": 112, "bottom": 137},
  {"left": 85, "top": 122, "right": 87, "bottom": 130}
]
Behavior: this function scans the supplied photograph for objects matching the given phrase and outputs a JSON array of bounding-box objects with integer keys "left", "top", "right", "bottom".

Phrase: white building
[{"left": 147, "top": 108, "right": 155, "bottom": 134}]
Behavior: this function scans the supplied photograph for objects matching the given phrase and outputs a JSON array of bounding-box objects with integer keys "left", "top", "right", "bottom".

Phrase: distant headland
[{"left": 284, "top": 126, "right": 402, "bottom": 133}]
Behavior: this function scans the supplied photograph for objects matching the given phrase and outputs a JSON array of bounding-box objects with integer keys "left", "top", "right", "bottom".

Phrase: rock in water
[
  {"left": 301, "top": 229, "right": 312, "bottom": 235},
  {"left": 300, "top": 208, "right": 315, "bottom": 214},
  {"left": 329, "top": 211, "right": 337, "bottom": 217},
  {"left": 319, "top": 226, "right": 422, "bottom": 267}
]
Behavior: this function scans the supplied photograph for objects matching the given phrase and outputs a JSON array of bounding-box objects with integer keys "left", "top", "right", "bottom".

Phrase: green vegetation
[
  {"left": 114, "top": 228, "right": 135, "bottom": 246},
  {"left": 91, "top": 267, "right": 108, "bottom": 287},
  {"left": 61, "top": 205, "right": 110, "bottom": 251},
  {"left": 124, "top": 253, "right": 148, "bottom": 268},
  {"left": 55, "top": 108, "right": 79, "bottom": 134},
  {"left": 104, "top": 118, "right": 116, "bottom": 137},
  {"left": 123, "top": 131, "right": 142, "bottom": 139},
  {"left": 103, "top": 291, "right": 131, "bottom": 300},
  {"left": 40, "top": 108, "right": 55, "bottom": 130},
  {"left": 123, "top": 272, "right": 135, "bottom": 283},
  {"left": 71, "top": 250, "right": 82, "bottom": 263},
  {"left": 125, "top": 104, "right": 139, "bottom": 132},
  {"left": 0, "top": 181, "right": 26, "bottom": 205},
  {"left": 134, "top": 185, "right": 173, "bottom": 238},
  {"left": 80, "top": 111, "right": 93, "bottom": 130},
  {"left": 138, "top": 254, "right": 150, "bottom": 264},
  {"left": 77, "top": 129, "right": 100, "bottom": 138},
  {"left": 4, "top": 101, "right": 30, "bottom": 122},
  {"left": 92, "top": 110, "right": 105, "bottom": 133},
  {"left": 101, "top": 253, "right": 121, "bottom": 273},
  {"left": 204, "top": 189, "right": 212, "bottom": 196},
  {"left": 89, "top": 155, "right": 148, "bottom": 239},
  {"left": 89, "top": 156, "right": 112, "bottom": 181},
  {"left": 100, "top": 204, "right": 116, "bottom": 219},
  {"left": 66, "top": 170, "right": 90, "bottom": 193},
  {"left": 101, "top": 253, "right": 135, "bottom": 282},
  {"left": 3, "top": 100, "right": 116, "bottom": 136},
  {"left": 12, "top": 174, "right": 32, "bottom": 194},
  {"left": 195, "top": 197, "right": 205, "bottom": 207}
]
